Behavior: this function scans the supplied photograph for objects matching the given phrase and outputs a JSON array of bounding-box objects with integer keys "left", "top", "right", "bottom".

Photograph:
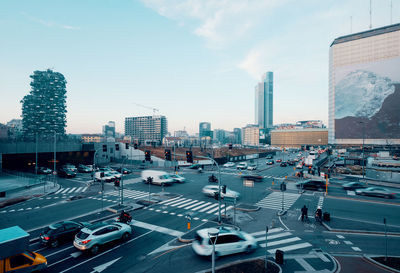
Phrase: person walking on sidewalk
[{"left": 301, "top": 205, "right": 308, "bottom": 221}]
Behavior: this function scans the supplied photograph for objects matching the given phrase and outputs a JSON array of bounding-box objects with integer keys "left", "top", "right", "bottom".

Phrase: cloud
[
  {"left": 20, "top": 12, "right": 80, "bottom": 30},
  {"left": 140, "top": 0, "right": 286, "bottom": 48}
]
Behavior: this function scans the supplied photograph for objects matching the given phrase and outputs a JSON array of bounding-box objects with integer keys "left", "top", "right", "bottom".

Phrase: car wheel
[
  {"left": 90, "top": 245, "right": 99, "bottom": 255},
  {"left": 121, "top": 232, "right": 130, "bottom": 241},
  {"left": 50, "top": 240, "right": 59, "bottom": 248}
]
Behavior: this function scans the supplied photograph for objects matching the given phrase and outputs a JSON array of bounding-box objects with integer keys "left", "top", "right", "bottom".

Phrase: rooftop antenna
[
  {"left": 369, "top": 0, "right": 372, "bottom": 29},
  {"left": 350, "top": 16, "right": 353, "bottom": 33}
]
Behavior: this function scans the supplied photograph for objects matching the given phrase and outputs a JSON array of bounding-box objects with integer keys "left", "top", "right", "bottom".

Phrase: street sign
[
  {"left": 243, "top": 180, "right": 254, "bottom": 187},
  {"left": 223, "top": 196, "right": 237, "bottom": 204},
  {"left": 320, "top": 172, "right": 325, "bottom": 178}
]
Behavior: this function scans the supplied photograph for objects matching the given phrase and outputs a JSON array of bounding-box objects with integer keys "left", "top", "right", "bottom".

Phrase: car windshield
[{"left": 42, "top": 227, "right": 56, "bottom": 234}]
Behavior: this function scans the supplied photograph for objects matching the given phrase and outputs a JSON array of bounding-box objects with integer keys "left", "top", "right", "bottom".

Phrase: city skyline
[{"left": 1, "top": 0, "right": 399, "bottom": 135}]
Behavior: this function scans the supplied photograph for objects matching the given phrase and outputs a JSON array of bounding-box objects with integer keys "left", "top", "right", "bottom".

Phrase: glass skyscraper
[{"left": 255, "top": 72, "right": 273, "bottom": 129}]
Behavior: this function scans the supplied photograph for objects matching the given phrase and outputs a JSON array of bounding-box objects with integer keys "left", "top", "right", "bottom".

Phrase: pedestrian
[{"left": 301, "top": 205, "right": 308, "bottom": 221}]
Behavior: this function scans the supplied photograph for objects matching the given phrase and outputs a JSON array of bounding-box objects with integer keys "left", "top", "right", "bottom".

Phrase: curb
[
  {"left": 363, "top": 255, "right": 400, "bottom": 273},
  {"left": 324, "top": 251, "right": 339, "bottom": 273},
  {"left": 235, "top": 205, "right": 260, "bottom": 212},
  {"left": 323, "top": 221, "right": 400, "bottom": 236}
]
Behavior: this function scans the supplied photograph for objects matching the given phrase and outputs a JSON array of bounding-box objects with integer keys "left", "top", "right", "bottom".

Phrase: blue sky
[{"left": 0, "top": 0, "right": 398, "bottom": 135}]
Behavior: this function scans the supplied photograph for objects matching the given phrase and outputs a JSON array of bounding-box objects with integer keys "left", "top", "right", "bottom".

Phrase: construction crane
[{"left": 133, "top": 103, "right": 160, "bottom": 116}]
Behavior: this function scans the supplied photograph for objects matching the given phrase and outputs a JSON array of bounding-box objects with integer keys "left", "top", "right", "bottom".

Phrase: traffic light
[
  {"left": 115, "top": 144, "right": 119, "bottom": 151},
  {"left": 280, "top": 182, "right": 286, "bottom": 191},
  {"left": 214, "top": 192, "right": 219, "bottom": 200},
  {"left": 165, "top": 149, "right": 171, "bottom": 161},
  {"left": 102, "top": 145, "right": 107, "bottom": 152},
  {"left": 125, "top": 143, "right": 129, "bottom": 149},
  {"left": 145, "top": 150, "right": 151, "bottom": 161},
  {"left": 146, "top": 176, "right": 153, "bottom": 184},
  {"left": 186, "top": 150, "right": 193, "bottom": 163},
  {"left": 134, "top": 143, "right": 138, "bottom": 149},
  {"left": 222, "top": 185, "right": 226, "bottom": 194},
  {"left": 228, "top": 144, "right": 233, "bottom": 150}
]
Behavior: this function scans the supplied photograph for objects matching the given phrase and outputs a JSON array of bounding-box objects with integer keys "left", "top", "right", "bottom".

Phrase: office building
[
  {"left": 233, "top": 128, "right": 242, "bottom": 144},
  {"left": 20, "top": 69, "right": 67, "bottom": 139},
  {"left": 329, "top": 24, "right": 400, "bottom": 145},
  {"left": 271, "top": 129, "right": 328, "bottom": 148},
  {"left": 255, "top": 72, "right": 273, "bottom": 129},
  {"left": 125, "top": 115, "right": 167, "bottom": 145},
  {"left": 103, "top": 121, "right": 116, "bottom": 137},
  {"left": 242, "top": 124, "right": 259, "bottom": 146},
  {"left": 199, "top": 122, "right": 212, "bottom": 138}
]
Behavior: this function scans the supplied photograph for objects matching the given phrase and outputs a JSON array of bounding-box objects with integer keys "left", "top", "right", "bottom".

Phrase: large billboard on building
[{"left": 334, "top": 57, "right": 400, "bottom": 140}]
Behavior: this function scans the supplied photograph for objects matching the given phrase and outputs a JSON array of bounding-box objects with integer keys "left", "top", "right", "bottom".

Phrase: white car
[
  {"left": 236, "top": 162, "right": 248, "bottom": 170},
  {"left": 108, "top": 170, "right": 122, "bottom": 179},
  {"left": 94, "top": 171, "right": 116, "bottom": 182},
  {"left": 202, "top": 185, "right": 240, "bottom": 199},
  {"left": 192, "top": 227, "right": 258, "bottom": 257},
  {"left": 223, "top": 162, "right": 235, "bottom": 168},
  {"left": 168, "top": 174, "right": 186, "bottom": 183},
  {"left": 247, "top": 164, "right": 257, "bottom": 170}
]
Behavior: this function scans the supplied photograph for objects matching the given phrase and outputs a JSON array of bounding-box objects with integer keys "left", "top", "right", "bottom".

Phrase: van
[
  {"left": 141, "top": 170, "right": 175, "bottom": 186},
  {"left": 0, "top": 226, "right": 47, "bottom": 273}
]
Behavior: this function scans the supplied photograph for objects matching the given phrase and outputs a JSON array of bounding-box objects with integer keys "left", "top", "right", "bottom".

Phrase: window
[
  {"left": 9, "top": 254, "right": 32, "bottom": 268},
  {"left": 94, "top": 228, "right": 108, "bottom": 235},
  {"left": 107, "top": 226, "right": 119, "bottom": 233},
  {"left": 65, "top": 223, "right": 78, "bottom": 231}
]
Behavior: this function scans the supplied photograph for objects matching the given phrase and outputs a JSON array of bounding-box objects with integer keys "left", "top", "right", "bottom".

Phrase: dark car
[
  {"left": 58, "top": 168, "right": 76, "bottom": 178},
  {"left": 77, "top": 164, "right": 92, "bottom": 173},
  {"left": 240, "top": 174, "right": 263, "bottom": 182},
  {"left": 280, "top": 162, "right": 287, "bottom": 167},
  {"left": 40, "top": 221, "right": 87, "bottom": 247},
  {"left": 188, "top": 164, "right": 201, "bottom": 169},
  {"left": 266, "top": 155, "right": 273, "bottom": 159},
  {"left": 266, "top": 160, "right": 274, "bottom": 165},
  {"left": 37, "top": 167, "right": 52, "bottom": 174},
  {"left": 342, "top": 182, "right": 366, "bottom": 190},
  {"left": 116, "top": 167, "right": 132, "bottom": 174},
  {"left": 296, "top": 179, "right": 325, "bottom": 191},
  {"left": 355, "top": 187, "right": 396, "bottom": 199},
  {"left": 62, "top": 164, "right": 77, "bottom": 172},
  {"left": 287, "top": 161, "right": 295, "bottom": 166}
]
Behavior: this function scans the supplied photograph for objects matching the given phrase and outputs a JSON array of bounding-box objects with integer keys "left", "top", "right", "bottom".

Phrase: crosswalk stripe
[
  {"left": 214, "top": 205, "right": 233, "bottom": 215},
  {"left": 162, "top": 198, "right": 187, "bottom": 206},
  {"left": 81, "top": 186, "right": 88, "bottom": 192},
  {"left": 177, "top": 200, "right": 199, "bottom": 208},
  {"left": 68, "top": 187, "right": 78, "bottom": 193},
  {"left": 250, "top": 228, "right": 283, "bottom": 237},
  {"left": 198, "top": 203, "right": 219, "bottom": 213},
  {"left": 55, "top": 188, "right": 64, "bottom": 194},
  {"left": 158, "top": 196, "right": 181, "bottom": 204},
  {"left": 191, "top": 202, "right": 213, "bottom": 211},
  {"left": 184, "top": 201, "right": 205, "bottom": 210},
  {"left": 267, "top": 242, "right": 312, "bottom": 254},
  {"left": 170, "top": 199, "right": 193, "bottom": 207},
  {"left": 60, "top": 188, "right": 70, "bottom": 194},
  {"left": 256, "top": 192, "right": 300, "bottom": 210},
  {"left": 266, "top": 232, "right": 292, "bottom": 240},
  {"left": 259, "top": 237, "right": 301, "bottom": 247},
  {"left": 206, "top": 204, "right": 225, "bottom": 214}
]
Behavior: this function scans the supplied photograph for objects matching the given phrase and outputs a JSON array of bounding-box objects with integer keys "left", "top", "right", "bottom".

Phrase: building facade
[
  {"left": 103, "top": 121, "right": 116, "bottom": 137},
  {"left": 329, "top": 23, "right": 400, "bottom": 145},
  {"left": 242, "top": 124, "right": 259, "bottom": 146},
  {"left": 81, "top": 134, "right": 104, "bottom": 143},
  {"left": 125, "top": 115, "right": 167, "bottom": 145},
  {"left": 199, "top": 122, "right": 212, "bottom": 138},
  {"left": 233, "top": 128, "right": 242, "bottom": 144},
  {"left": 20, "top": 69, "right": 67, "bottom": 140},
  {"left": 255, "top": 72, "right": 273, "bottom": 129},
  {"left": 271, "top": 129, "right": 328, "bottom": 147}
]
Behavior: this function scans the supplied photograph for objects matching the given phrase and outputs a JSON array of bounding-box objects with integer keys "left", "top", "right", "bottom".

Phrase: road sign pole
[
  {"left": 265, "top": 226, "right": 269, "bottom": 271},
  {"left": 384, "top": 218, "right": 388, "bottom": 261}
]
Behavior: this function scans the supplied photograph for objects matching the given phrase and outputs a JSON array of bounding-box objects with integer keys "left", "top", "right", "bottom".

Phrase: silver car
[
  {"left": 202, "top": 185, "right": 240, "bottom": 199},
  {"left": 73, "top": 222, "right": 132, "bottom": 255}
]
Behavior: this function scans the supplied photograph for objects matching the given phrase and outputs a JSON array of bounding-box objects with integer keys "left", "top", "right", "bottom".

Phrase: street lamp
[
  {"left": 208, "top": 228, "right": 219, "bottom": 273},
  {"left": 360, "top": 121, "right": 366, "bottom": 180}
]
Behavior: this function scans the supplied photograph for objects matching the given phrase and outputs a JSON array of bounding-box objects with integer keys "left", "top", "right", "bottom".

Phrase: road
[{"left": 1, "top": 152, "right": 399, "bottom": 273}]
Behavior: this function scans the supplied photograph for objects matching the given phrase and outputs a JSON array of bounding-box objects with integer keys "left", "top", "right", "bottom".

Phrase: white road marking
[
  {"left": 130, "top": 220, "right": 184, "bottom": 237},
  {"left": 268, "top": 242, "right": 312, "bottom": 254},
  {"left": 295, "top": 258, "right": 315, "bottom": 271},
  {"left": 198, "top": 203, "right": 219, "bottom": 213},
  {"left": 336, "top": 235, "right": 345, "bottom": 239},
  {"left": 250, "top": 228, "right": 283, "bottom": 237},
  {"left": 70, "top": 251, "right": 82, "bottom": 258},
  {"left": 184, "top": 201, "right": 205, "bottom": 210},
  {"left": 191, "top": 202, "right": 213, "bottom": 211},
  {"left": 260, "top": 237, "right": 301, "bottom": 247},
  {"left": 158, "top": 196, "right": 181, "bottom": 204},
  {"left": 352, "top": 246, "right": 362, "bottom": 251},
  {"left": 170, "top": 199, "right": 193, "bottom": 207},
  {"left": 344, "top": 240, "right": 353, "bottom": 245},
  {"left": 177, "top": 200, "right": 198, "bottom": 208}
]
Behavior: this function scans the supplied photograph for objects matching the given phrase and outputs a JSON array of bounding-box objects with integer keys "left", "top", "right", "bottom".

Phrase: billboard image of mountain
[{"left": 335, "top": 57, "right": 400, "bottom": 139}]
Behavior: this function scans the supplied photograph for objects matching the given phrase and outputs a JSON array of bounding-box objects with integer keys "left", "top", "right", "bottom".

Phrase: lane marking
[
  {"left": 344, "top": 240, "right": 353, "bottom": 245},
  {"left": 268, "top": 242, "right": 312, "bottom": 254},
  {"left": 184, "top": 201, "right": 205, "bottom": 210},
  {"left": 336, "top": 235, "right": 345, "bottom": 239},
  {"left": 352, "top": 246, "right": 362, "bottom": 251},
  {"left": 131, "top": 220, "right": 184, "bottom": 237},
  {"left": 259, "top": 237, "right": 301, "bottom": 247},
  {"left": 250, "top": 228, "right": 283, "bottom": 237},
  {"left": 295, "top": 257, "right": 315, "bottom": 272}
]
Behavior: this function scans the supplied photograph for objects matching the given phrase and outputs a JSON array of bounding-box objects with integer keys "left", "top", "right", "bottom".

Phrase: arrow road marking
[{"left": 91, "top": 257, "right": 121, "bottom": 273}]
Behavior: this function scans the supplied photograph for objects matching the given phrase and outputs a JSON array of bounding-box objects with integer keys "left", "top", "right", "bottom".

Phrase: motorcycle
[
  {"left": 117, "top": 213, "right": 132, "bottom": 224},
  {"left": 208, "top": 175, "right": 218, "bottom": 183}
]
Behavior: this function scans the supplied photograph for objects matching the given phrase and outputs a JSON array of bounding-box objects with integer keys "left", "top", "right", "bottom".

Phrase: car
[
  {"left": 141, "top": 170, "right": 175, "bottom": 186},
  {"left": 280, "top": 162, "right": 287, "bottom": 167},
  {"left": 276, "top": 159, "right": 282, "bottom": 163},
  {"left": 98, "top": 167, "right": 113, "bottom": 172},
  {"left": 74, "top": 222, "right": 132, "bottom": 255},
  {"left": 37, "top": 167, "right": 52, "bottom": 174},
  {"left": 40, "top": 221, "right": 88, "bottom": 248},
  {"left": 77, "top": 164, "right": 92, "bottom": 173},
  {"left": 296, "top": 163, "right": 303, "bottom": 169},
  {"left": 168, "top": 174, "right": 186, "bottom": 183},
  {"left": 287, "top": 160, "right": 295, "bottom": 166},
  {"left": 223, "top": 162, "right": 235, "bottom": 168},
  {"left": 57, "top": 168, "right": 76, "bottom": 178},
  {"left": 247, "top": 164, "right": 257, "bottom": 171},
  {"left": 266, "top": 155, "right": 273, "bottom": 159},
  {"left": 202, "top": 185, "right": 240, "bottom": 199},
  {"left": 240, "top": 174, "right": 263, "bottom": 182},
  {"left": 94, "top": 171, "right": 116, "bottom": 182},
  {"left": 188, "top": 164, "right": 201, "bottom": 169},
  {"left": 266, "top": 160, "right": 274, "bottom": 165},
  {"left": 355, "top": 187, "right": 396, "bottom": 199},
  {"left": 116, "top": 167, "right": 132, "bottom": 174},
  {"left": 236, "top": 162, "right": 248, "bottom": 170},
  {"left": 296, "top": 179, "right": 325, "bottom": 191},
  {"left": 62, "top": 164, "right": 77, "bottom": 172},
  {"left": 108, "top": 170, "right": 122, "bottom": 179},
  {"left": 192, "top": 226, "right": 258, "bottom": 257},
  {"left": 342, "top": 182, "right": 366, "bottom": 190}
]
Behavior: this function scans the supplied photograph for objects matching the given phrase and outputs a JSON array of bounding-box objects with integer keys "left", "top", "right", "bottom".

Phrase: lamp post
[
  {"left": 360, "top": 121, "right": 365, "bottom": 180},
  {"left": 52, "top": 131, "right": 57, "bottom": 186},
  {"left": 208, "top": 228, "right": 219, "bottom": 273},
  {"left": 35, "top": 132, "right": 38, "bottom": 176}
]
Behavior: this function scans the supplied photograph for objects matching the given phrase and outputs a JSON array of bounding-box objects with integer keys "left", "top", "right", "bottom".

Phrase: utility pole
[{"left": 35, "top": 132, "right": 38, "bottom": 176}]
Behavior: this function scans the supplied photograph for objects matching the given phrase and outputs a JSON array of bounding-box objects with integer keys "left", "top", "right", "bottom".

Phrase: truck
[
  {"left": 304, "top": 156, "right": 313, "bottom": 167},
  {"left": 0, "top": 226, "right": 47, "bottom": 273}
]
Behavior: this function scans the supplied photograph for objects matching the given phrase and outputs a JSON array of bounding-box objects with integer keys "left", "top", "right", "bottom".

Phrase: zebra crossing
[
  {"left": 250, "top": 227, "right": 312, "bottom": 254},
  {"left": 54, "top": 186, "right": 89, "bottom": 195},
  {"left": 256, "top": 192, "right": 300, "bottom": 210},
  {"left": 157, "top": 197, "right": 233, "bottom": 216},
  {"left": 105, "top": 189, "right": 149, "bottom": 200}
]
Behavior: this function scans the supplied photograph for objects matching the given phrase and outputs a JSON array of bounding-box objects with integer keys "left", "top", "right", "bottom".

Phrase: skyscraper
[
  {"left": 329, "top": 23, "right": 400, "bottom": 145},
  {"left": 255, "top": 72, "right": 273, "bottom": 129},
  {"left": 125, "top": 115, "right": 167, "bottom": 145},
  {"left": 20, "top": 69, "right": 67, "bottom": 139},
  {"left": 199, "top": 122, "right": 212, "bottom": 138},
  {"left": 103, "top": 121, "right": 116, "bottom": 137}
]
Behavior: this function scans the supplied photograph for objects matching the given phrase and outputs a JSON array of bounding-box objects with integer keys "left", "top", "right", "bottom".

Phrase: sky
[{"left": 0, "top": 0, "right": 398, "bottom": 135}]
